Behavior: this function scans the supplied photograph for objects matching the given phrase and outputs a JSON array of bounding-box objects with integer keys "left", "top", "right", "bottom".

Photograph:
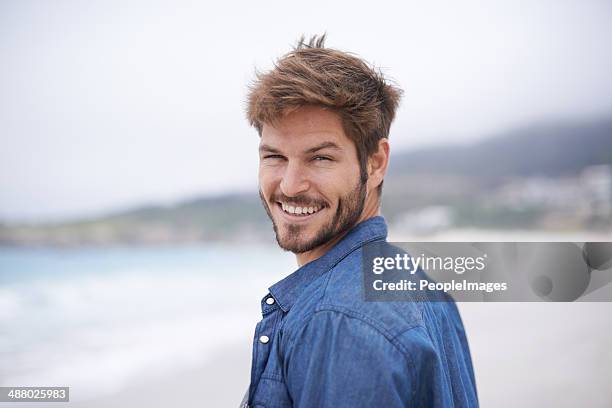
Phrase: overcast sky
[{"left": 1, "top": 0, "right": 612, "bottom": 221}]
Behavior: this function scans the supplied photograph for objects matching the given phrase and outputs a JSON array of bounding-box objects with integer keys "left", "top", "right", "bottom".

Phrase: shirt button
[
  {"left": 265, "top": 297, "right": 275, "bottom": 305},
  {"left": 259, "top": 335, "right": 270, "bottom": 344}
]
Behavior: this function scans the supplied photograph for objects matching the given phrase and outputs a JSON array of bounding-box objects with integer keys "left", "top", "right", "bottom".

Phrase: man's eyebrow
[
  {"left": 304, "top": 142, "right": 341, "bottom": 154},
  {"left": 259, "top": 144, "right": 281, "bottom": 154}
]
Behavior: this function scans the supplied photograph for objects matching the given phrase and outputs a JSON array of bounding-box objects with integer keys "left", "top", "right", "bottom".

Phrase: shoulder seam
[
  {"left": 314, "top": 305, "right": 424, "bottom": 355},
  {"left": 288, "top": 306, "right": 422, "bottom": 402}
]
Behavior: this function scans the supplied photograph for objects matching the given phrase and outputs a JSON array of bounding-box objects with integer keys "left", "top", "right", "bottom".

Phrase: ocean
[{"left": 0, "top": 244, "right": 295, "bottom": 404}]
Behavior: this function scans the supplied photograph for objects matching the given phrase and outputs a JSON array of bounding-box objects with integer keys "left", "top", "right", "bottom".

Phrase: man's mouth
[{"left": 276, "top": 201, "right": 324, "bottom": 218}]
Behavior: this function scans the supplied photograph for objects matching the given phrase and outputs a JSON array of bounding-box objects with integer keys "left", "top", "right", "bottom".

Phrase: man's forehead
[
  {"left": 259, "top": 128, "right": 349, "bottom": 153},
  {"left": 261, "top": 124, "right": 344, "bottom": 142},
  {"left": 260, "top": 106, "right": 353, "bottom": 152},
  {"left": 260, "top": 115, "right": 351, "bottom": 151},
  {"left": 263, "top": 105, "right": 344, "bottom": 134}
]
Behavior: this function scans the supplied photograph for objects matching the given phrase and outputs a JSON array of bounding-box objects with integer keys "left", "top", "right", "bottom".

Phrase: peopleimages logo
[
  {"left": 372, "top": 253, "right": 487, "bottom": 275},
  {"left": 362, "top": 242, "right": 612, "bottom": 302}
]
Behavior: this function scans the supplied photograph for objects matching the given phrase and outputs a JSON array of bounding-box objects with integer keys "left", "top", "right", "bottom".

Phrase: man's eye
[
  {"left": 312, "top": 156, "right": 333, "bottom": 162},
  {"left": 263, "top": 155, "right": 285, "bottom": 160}
]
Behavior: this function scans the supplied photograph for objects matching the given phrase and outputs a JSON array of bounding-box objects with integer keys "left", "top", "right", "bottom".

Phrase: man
[{"left": 242, "top": 35, "right": 478, "bottom": 407}]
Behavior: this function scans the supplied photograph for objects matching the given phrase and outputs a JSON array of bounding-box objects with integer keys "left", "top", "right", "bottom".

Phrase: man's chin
[
  {"left": 275, "top": 227, "right": 315, "bottom": 254},
  {"left": 278, "top": 241, "right": 310, "bottom": 254}
]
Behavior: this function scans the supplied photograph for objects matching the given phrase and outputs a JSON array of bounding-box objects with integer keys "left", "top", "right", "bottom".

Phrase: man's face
[{"left": 258, "top": 106, "right": 367, "bottom": 254}]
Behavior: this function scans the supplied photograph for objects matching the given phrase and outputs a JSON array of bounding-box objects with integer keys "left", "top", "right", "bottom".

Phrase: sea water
[{"left": 0, "top": 244, "right": 295, "bottom": 402}]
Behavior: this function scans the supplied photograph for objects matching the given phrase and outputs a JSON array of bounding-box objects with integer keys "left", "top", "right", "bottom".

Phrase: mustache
[{"left": 271, "top": 192, "right": 328, "bottom": 208}]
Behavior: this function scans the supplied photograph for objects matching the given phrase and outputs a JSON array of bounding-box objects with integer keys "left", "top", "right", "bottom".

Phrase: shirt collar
[{"left": 267, "top": 216, "right": 388, "bottom": 313}]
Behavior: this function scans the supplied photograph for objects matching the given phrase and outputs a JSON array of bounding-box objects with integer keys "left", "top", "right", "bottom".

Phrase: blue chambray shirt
[{"left": 245, "top": 216, "right": 478, "bottom": 407}]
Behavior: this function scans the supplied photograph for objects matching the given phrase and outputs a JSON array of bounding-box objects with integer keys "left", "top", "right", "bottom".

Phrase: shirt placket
[{"left": 247, "top": 294, "right": 282, "bottom": 404}]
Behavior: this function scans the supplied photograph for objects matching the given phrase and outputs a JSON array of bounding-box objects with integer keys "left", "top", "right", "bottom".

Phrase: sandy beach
[
  {"left": 68, "top": 342, "right": 252, "bottom": 408},
  {"left": 67, "top": 303, "right": 612, "bottom": 408},
  {"left": 2, "top": 244, "right": 612, "bottom": 407}
]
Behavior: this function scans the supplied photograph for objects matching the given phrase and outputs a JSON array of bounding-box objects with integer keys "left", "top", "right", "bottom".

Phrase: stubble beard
[{"left": 259, "top": 181, "right": 367, "bottom": 254}]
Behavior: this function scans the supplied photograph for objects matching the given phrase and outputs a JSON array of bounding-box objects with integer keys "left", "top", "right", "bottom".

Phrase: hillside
[{"left": 388, "top": 117, "right": 612, "bottom": 179}]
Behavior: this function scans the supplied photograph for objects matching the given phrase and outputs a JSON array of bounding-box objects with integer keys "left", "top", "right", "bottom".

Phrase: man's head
[{"left": 247, "top": 35, "right": 402, "bottom": 257}]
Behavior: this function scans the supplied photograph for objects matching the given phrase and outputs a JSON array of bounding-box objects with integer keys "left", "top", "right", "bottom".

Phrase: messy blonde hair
[{"left": 246, "top": 34, "right": 403, "bottom": 190}]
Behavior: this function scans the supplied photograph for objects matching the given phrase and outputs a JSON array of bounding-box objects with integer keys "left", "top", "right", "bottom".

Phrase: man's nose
[{"left": 280, "top": 161, "right": 309, "bottom": 197}]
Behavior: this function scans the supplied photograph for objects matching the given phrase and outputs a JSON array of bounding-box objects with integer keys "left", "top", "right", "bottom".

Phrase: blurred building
[{"left": 489, "top": 165, "right": 612, "bottom": 219}]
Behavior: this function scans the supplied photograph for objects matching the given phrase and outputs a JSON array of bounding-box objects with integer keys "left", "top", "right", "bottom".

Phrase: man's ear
[{"left": 367, "top": 138, "right": 390, "bottom": 192}]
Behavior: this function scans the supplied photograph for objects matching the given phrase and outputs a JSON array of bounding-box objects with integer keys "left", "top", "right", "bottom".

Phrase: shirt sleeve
[{"left": 282, "top": 309, "right": 414, "bottom": 408}]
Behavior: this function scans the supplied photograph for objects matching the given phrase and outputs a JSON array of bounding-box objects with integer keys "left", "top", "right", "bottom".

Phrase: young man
[{"left": 242, "top": 35, "right": 478, "bottom": 407}]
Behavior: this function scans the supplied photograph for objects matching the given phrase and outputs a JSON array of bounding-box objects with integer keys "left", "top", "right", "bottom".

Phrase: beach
[{"left": 1, "top": 239, "right": 612, "bottom": 407}]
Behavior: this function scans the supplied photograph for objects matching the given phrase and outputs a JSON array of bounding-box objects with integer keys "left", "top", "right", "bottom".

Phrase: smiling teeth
[{"left": 281, "top": 203, "right": 321, "bottom": 215}]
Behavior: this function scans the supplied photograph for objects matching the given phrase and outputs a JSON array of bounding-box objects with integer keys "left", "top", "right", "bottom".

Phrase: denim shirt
[{"left": 245, "top": 216, "right": 478, "bottom": 407}]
